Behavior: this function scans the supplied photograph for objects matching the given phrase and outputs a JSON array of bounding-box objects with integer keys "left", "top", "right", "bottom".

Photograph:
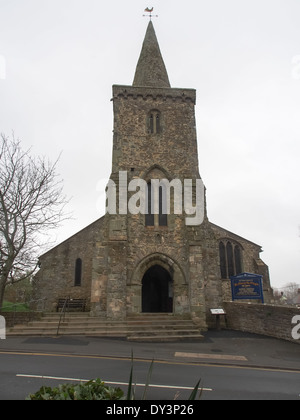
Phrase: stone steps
[
  {"left": 7, "top": 312, "right": 204, "bottom": 342},
  {"left": 127, "top": 334, "right": 204, "bottom": 342}
]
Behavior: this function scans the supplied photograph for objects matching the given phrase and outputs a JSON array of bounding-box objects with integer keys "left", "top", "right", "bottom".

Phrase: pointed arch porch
[{"left": 127, "top": 253, "right": 190, "bottom": 315}]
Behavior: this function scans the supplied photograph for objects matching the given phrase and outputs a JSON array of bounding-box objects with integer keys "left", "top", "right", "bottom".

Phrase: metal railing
[{"left": 56, "top": 297, "right": 70, "bottom": 336}]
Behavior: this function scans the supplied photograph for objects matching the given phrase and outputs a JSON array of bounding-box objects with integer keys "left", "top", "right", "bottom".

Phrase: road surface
[{"left": 0, "top": 350, "right": 299, "bottom": 400}]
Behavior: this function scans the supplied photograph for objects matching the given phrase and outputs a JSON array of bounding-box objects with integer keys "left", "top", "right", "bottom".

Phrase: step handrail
[{"left": 56, "top": 297, "right": 69, "bottom": 336}]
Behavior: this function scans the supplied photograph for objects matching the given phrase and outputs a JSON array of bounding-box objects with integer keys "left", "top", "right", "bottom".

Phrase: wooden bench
[{"left": 56, "top": 298, "right": 86, "bottom": 312}]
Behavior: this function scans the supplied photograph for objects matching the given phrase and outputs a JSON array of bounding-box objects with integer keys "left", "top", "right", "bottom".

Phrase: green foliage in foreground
[{"left": 27, "top": 379, "right": 124, "bottom": 401}]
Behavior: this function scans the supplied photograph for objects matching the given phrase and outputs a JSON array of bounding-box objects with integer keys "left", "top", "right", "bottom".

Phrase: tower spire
[{"left": 133, "top": 21, "right": 171, "bottom": 88}]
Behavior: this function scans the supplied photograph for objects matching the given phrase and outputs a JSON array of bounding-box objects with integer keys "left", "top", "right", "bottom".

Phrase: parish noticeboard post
[{"left": 230, "top": 273, "right": 264, "bottom": 303}]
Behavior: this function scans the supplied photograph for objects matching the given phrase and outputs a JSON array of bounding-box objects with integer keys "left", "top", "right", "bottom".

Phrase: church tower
[{"left": 101, "top": 21, "right": 209, "bottom": 327}]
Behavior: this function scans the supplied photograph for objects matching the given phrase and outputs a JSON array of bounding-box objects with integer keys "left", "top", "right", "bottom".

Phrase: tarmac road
[
  {"left": 0, "top": 330, "right": 300, "bottom": 400},
  {"left": 0, "top": 351, "right": 300, "bottom": 400}
]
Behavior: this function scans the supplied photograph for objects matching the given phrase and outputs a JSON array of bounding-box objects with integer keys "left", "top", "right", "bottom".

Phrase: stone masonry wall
[
  {"left": 1, "top": 312, "right": 41, "bottom": 328},
  {"left": 223, "top": 301, "right": 300, "bottom": 344},
  {"left": 34, "top": 217, "right": 105, "bottom": 312}
]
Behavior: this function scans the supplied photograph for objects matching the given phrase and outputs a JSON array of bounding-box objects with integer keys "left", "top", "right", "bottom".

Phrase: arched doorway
[{"left": 142, "top": 265, "right": 173, "bottom": 313}]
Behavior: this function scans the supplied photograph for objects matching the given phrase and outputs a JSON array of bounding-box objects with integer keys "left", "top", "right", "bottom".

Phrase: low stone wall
[
  {"left": 223, "top": 301, "right": 300, "bottom": 344},
  {"left": 0, "top": 312, "right": 42, "bottom": 328}
]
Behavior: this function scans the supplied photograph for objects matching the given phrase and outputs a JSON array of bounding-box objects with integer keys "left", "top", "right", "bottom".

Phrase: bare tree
[
  {"left": 274, "top": 282, "right": 300, "bottom": 305},
  {"left": 0, "top": 133, "right": 68, "bottom": 310},
  {"left": 282, "top": 282, "right": 300, "bottom": 304}
]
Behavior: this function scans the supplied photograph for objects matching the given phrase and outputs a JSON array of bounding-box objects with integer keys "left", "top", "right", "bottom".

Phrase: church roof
[
  {"left": 209, "top": 222, "right": 263, "bottom": 250},
  {"left": 133, "top": 21, "right": 171, "bottom": 88}
]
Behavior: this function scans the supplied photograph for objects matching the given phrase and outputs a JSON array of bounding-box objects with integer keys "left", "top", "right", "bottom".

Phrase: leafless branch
[{"left": 0, "top": 133, "right": 70, "bottom": 309}]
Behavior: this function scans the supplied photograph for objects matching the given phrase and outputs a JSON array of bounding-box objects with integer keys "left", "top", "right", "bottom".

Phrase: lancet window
[
  {"left": 148, "top": 110, "right": 161, "bottom": 134},
  {"left": 145, "top": 182, "right": 167, "bottom": 227},
  {"left": 219, "top": 241, "right": 243, "bottom": 279},
  {"left": 74, "top": 258, "right": 82, "bottom": 287}
]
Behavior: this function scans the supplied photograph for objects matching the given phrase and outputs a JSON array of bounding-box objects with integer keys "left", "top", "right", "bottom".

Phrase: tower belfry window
[
  {"left": 148, "top": 110, "right": 161, "bottom": 134},
  {"left": 156, "top": 113, "right": 160, "bottom": 133},
  {"left": 145, "top": 183, "right": 154, "bottom": 226},
  {"left": 145, "top": 182, "right": 167, "bottom": 227}
]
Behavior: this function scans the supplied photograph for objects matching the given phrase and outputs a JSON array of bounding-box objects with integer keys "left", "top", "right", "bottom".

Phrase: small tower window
[
  {"left": 148, "top": 110, "right": 161, "bottom": 134},
  {"left": 156, "top": 113, "right": 160, "bottom": 133}
]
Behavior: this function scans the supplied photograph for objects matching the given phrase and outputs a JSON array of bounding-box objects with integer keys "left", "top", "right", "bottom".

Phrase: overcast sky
[{"left": 1, "top": 0, "right": 300, "bottom": 289}]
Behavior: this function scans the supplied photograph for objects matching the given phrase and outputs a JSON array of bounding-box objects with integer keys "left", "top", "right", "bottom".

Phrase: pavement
[{"left": 1, "top": 330, "right": 300, "bottom": 371}]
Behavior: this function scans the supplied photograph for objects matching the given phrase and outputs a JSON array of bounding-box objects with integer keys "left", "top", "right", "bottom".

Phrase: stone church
[{"left": 34, "top": 21, "right": 273, "bottom": 329}]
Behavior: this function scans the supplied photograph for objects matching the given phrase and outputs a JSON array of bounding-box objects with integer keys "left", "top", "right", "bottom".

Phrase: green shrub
[{"left": 27, "top": 379, "right": 124, "bottom": 401}]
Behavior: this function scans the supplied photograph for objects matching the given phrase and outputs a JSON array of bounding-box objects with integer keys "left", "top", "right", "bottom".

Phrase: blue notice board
[{"left": 230, "top": 273, "right": 264, "bottom": 303}]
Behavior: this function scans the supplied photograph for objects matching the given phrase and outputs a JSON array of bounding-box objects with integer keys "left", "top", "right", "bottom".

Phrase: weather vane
[{"left": 143, "top": 7, "right": 158, "bottom": 20}]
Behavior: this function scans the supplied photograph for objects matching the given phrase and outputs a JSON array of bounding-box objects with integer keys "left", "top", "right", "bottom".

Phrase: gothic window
[
  {"left": 145, "top": 183, "right": 154, "bottom": 226},
  {"left": 234, "top": 245, "right": 242, "bottom": 275},
  {"left": 159, "top": 185, "right": 168, "bottom": 226},
  {"left": 219, "top": 242, "right": 227, "bottom": 279},
  {"left": 148, "top": 110, "right": 161, "bottom": 134},
  {"left": 145, "top": 182, "right": 167, "bottom": 227},
  {"left": 227, "top": 242, "right": 234, "bottom": 278},
  {"left": 219, "top": 241, "right": 243, "bottom": 279},
  {"left": 74, "top": 258, "right": 82, "bottom": 287}
]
